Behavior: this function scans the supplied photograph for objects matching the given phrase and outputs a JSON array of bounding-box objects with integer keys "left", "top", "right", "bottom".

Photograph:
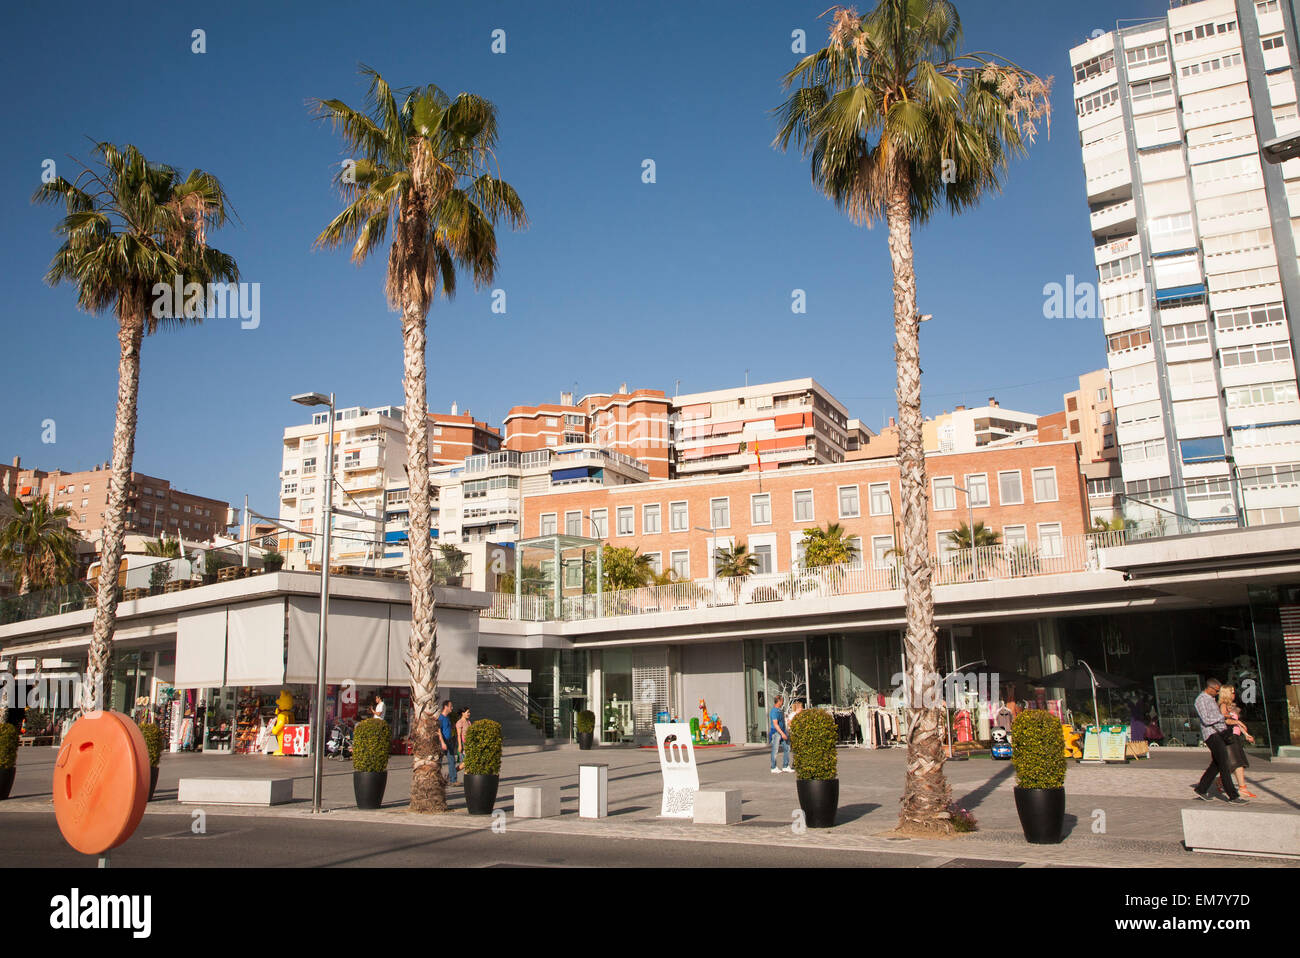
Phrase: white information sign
[{"left": 654, "top": 722, "right": 699, "bottom": 818}]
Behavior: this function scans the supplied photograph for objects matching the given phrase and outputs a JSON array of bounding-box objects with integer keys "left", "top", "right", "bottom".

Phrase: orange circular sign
[{"left": 53, "top": 711, "right": 150, "bottom": 856}]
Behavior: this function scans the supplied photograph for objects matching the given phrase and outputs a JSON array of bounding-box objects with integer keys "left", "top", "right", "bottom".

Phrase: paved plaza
[{"left": 5, "top": 743, "right": 1299, "bottom": 868}]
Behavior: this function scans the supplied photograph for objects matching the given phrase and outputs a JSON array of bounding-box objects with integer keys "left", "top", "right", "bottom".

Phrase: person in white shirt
[{"left": 371, "top": 692, "right": 386, "bottom": 722}]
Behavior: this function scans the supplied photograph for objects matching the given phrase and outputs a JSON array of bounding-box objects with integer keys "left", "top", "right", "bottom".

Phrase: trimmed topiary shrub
[
  {"left": 138, "top": 722, "right": 162, "bottom": 767},
  {"left": 1011, "top": 709, "right": 1066, "bottom": 789},
  {"left": 0, "top": 723, "right": 16, "bottom": 771},
  {"left": 463, "top": 719, "right": 503, "bottom": 776},
  {"left": 352, "top": 718, "right": 391, "bottom": 773},
  {"left": 575, "top": 710, "right": 595, "bottom": 735},
  {"left": 790, "top": 708, "right": 837, "bottom": 781}
]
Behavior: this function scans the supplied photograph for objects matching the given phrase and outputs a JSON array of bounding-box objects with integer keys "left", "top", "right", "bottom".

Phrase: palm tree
[
  {"left": 775, "top": 2, "right": 1050, "bottom": 835},
  {"left": 800, "top": 522, "right": 859, "bottom": 567},
  {"left": 312, "top": 66, "right": 527, "bottom": 813},
  {"left": 0, "top": 497, "right": 83, "bottom": 594},
  {"left": 713, "top": 542, "right": 760, "bottom": 579},
  {"left": 944, "top": 521, "right": 1000, "bottom": 551},
  {"left": 34, "top": 143, "right": 237, "bottom": 712}
]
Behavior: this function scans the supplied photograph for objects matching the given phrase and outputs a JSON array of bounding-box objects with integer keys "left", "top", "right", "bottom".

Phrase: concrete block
[
  {"left": 514, "top": 784, "right": 560, "bottom": 819},
  {"left": 579, "top": 763, "right": 608, "bottom": 819},
  {"left": 1181, "top": 808, "right": 1300, "bottom": 860},
  {"left": 178, "top": 778, "right": 294, "bottom": 806},
  {"left": 1276, "top": 746, "right": 1300, "bottom": 762},
  {"left": 693, "top": 788, "right": 741, "bottom": 825}
]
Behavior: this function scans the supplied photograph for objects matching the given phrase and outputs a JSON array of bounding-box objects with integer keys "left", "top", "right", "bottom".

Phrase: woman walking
[{"left": 1218, "top": 685, "right": 1256, "bottom": 799}]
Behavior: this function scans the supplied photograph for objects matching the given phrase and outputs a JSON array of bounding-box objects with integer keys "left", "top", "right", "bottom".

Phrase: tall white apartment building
[
  {"left": 278, "top": 405, "right": 409, "bottom": 565},
  {"left": 1070, "top": 0, "right": 1300, "bottom": 528}
]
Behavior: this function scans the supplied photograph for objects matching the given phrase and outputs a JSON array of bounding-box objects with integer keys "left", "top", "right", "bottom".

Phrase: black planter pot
[
  {"left": 0, "top": 767, "right": 14, "bottom": 801},
  {"left": 796, "top": 778, "right": 839, "bottom": 829},
  {"left": 577, "top": 732, "right": 594, "bottom": 750},
  {"left": 1013, "top": 786, "right": 1065, "bottom": 844},
  {"left": 463, "top": 773, "right": 500, "bottom": 815},
  {"left": 353, "top": 770, "right": 388, "bottom": 809},
  {"left": 148, "top": 766, "right": 159, "bottom": 801}
]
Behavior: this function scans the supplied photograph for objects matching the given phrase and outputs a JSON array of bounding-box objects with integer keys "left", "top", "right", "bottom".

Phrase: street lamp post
[
  {"left": 292, "top": 391, "right": 334, "bottom": 814},
  {"left": 952, "top": 483, "right": 977, "bottom": 580}
]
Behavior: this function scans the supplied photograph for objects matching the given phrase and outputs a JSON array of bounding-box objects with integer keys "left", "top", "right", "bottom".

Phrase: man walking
[
  {"left": 439, "top": 699, "right": 458, "bottom": 786},
  {"left": 769, "top": 694, "right": 791, "bottom": 773},
  {"left": 1192, "top": 678, "right": 1248, "bottom": 805}
]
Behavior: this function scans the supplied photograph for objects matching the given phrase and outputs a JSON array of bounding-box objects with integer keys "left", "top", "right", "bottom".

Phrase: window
[
  {"left": 871, "top": 535, "right": 895, "bottom": 570},
  {"left": 966, "top": 474, "right": 989, "bottom": 508},
  {"left": 545, "top": 436, "right": 557, "bottom": 446},
  {"left": 1125, "top": 41, "right": 1167, "bottom": 69},
  {"left": 564, "top": 560, "right": 582, "bottom": 588},
  {"left": 1257, "top": 0, "right": 1280, "bottom": 12},
  {"left": 669, "top": 501, "right": 688, "bottom": 532},
  {"left": 710, "top": 498, "right": 730, "bottom": 529},
  {"left": 847, "top": 537, "right": 864, "bottom": 569},
  {"left": 545, "top": 417, "right": 558, "bottom": 427},
  {"left": 670, "top": 550, "right": 690, "bottom": 580},
  {"left": 837, "top": 485, "right": 860, "bottom": 518},
  {"left": 540, "top": 513, "right": 557, "bottom": 536},
  {"left": 1087, "top": 477, "right": 1114, "bottom": 497},
  {"left": 998, "top": 471, "right": 1024, "bottom": 505},
  {"left": 1262, "top": 33, "right": 1285, "bottom": 52},
  {"left": 1129, "top": 76, "right": 1172, "bottom": 103},
  {"left": 590, "top": 508, "right": 608, "bottom": 539},
  {"left": 1097, "top": 387, "right": 1108, "bottom": 402},
  {"left": 1180, "top": 436, "right": 1226, "bottom": 463},
  {"left": 1108, "top": 328, "right": 1152, "bottom": 352},
  {"left": 565, "top": 414, "right": 585, "bottom": 427},
  {"left": 793, "top": 489, "right": 815, "bottom": 522},
  {"left": 1225, "top": 380, "right": 1299, "bottom": 407},
  {"left": 1032, "top": 467, "right": 1058, "bottom": 503},
  {"left": 1098, "top": 253, "right": 1142, "bottom": 283},
  {"left": 1180, "top": 52, "right": 1243, "bottom": 77},
  {"left": 751, "top": 493, "right": 771, "bottom": 525},
  {"left": 1172, "top": 19, "right": 1237, "bottom": 45},
  {"left": 932, "top": 477, "right": 956, "bottom": 511},
  {"left": 1003, "top": 525, "right": 1028, "bottom": 550},
  {"left": 1072, "top": 52, "right": 1114, "bottom": 83},
  {"left": 859, "top": 481, "right": 888, "bottom": 516},
  {"left": 1164, "top": 321, "right": 1209, "bottom": 346},
  {"left": 563, "top": 433, "right": 584, "bottom": 444},
  {"left": 645, "top": 552, "right": 663, "bottom": 575},
  {"left": 1076, "top": 85, "right": 1119, "bottom": 117},
  {"left": 752, "top": 543, "right": 773, "bottom": 575},
  {"left": 1122, "top": 438, "right": 1167, "bottom": 464},
  {"left": 643, "top": 503, "right": 661, "bottom": 534},
  {"left": 1220, "top": 340, "right": 1292, "bottom": 367},
  {"left": 1037, "top": 523, "right": 1063, "bottom": 558},
  {"left": 565, "top": 511, "right": 582, "bottom": 536},
  {"left": 81, "top": 498, "right": 88, "bottom": 507},
  {"left": 1214, "top": 302, "right": 1285, "bottom": 331},
  {"left": 616, "top": 506, "right": 634, "bottom": 536}
]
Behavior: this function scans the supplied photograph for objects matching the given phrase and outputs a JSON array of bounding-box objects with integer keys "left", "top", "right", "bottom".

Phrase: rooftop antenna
[
  {"left": 675, "top": 379, "right": 680, "bottom": 397},
  {"left": 745, "top": 369, "right": 749, "bottom": 387}
]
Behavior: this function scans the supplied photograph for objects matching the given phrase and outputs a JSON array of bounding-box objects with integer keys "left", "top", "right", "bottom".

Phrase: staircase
[{"left": 447, "top": 667, "right": 548, "bottom": 746}]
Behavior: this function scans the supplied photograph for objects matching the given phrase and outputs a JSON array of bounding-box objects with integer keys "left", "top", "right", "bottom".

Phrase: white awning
[
  {"left": 387, "top": 603, "right": 479, "bottom": 688},
  {"left": 175, "top": 608, "right": 228, "bottom": 689},
  {"left": 286, "top": 597, "right": 389, "bottom": 685},
  {"left": 225, "top": 598, "right": 286, "bottom": 687}
]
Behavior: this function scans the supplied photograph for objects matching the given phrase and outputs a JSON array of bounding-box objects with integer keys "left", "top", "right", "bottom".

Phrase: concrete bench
[
  {"left": 1275, "top": 746, "right": 1300, "bottom": 764},
  {"left": 513, "top": 784, "right": 560, "bottom": 819},
  {"left": 178, "top": 778, "right": 294, "bottom": 806},
  {"left": 693, "top": 788, "right": 741, "bottom": 825},
  {"left": 1182, "top": 808, "right": 1300, "bottom": 860}
]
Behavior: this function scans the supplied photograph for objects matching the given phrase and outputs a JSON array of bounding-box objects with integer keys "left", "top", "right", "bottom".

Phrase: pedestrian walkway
[{"left": 6, "top": 743, "right": 1297, "bottom": 867}]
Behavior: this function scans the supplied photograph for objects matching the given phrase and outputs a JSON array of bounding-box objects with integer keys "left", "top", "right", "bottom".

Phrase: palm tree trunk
[
  {"left": 401, "top": 302, "right": 446, "bottom": 814},
  {"left": 886, "top": 165, "right": 952, "bottom": 835},
  {"left": 85, "top": 312, "right": 145, "bottom": 713}
]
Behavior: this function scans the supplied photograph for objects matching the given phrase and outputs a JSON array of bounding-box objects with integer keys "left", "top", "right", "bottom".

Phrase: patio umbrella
[{"left": 1033, "top": 661, "right": 1135, "bottom": 733}]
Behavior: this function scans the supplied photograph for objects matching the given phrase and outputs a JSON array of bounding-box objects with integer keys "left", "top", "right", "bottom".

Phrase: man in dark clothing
[{"left": 1192, "top": 678, "right": 1247, "bottom": 804}]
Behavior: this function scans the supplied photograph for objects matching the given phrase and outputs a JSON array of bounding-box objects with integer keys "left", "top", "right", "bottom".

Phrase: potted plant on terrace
[
  {"left": 1011, "top": 709, "right": 1067, "bottom": 844},
  {"left": 138, "top": 721, "right": 163, "bottom": 800},
  {"left": 0, "top": 721, "right": 16, "bottom": 800},
  {"left": 790, "top": 707, "right": 838, "bottom": 828},
  {"left": 462, "top": 718, "right": 502, "bottom": 815},
  {"left": 575, "top": 709, "right": 596, "bottom": 750},
  {"left": 352, "top": 717, "right": 391, "bottom": 809},
  {"left": 437, "top": 544, "right": 468, "bottom": 587}
]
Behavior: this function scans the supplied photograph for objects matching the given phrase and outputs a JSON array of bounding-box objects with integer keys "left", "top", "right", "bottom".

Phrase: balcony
[
  {"left": 1085, "top": 162, "right": 1133, "bottom": 204},
  {"left": 1090, "top": 199, "right": 1137, "bottom": 237}
]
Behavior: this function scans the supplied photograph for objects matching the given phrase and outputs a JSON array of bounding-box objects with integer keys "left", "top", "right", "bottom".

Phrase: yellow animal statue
[
  {"left": 1062, "top": 723, "right": 1083, "bottom": 760},
  {"left": 271, "top": 689, "right": 294, "bottom": 756},
  {"left": 698, "top": 698, "right": 723, "bottom": 742}
]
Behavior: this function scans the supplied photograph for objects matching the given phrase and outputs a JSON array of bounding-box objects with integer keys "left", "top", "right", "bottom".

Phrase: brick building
[
  {"left": 521, "top": 441, "right": 1089, "bottom": 586},
  {"left": 504, "top": 387, "right": 672, "bottom": 478}
]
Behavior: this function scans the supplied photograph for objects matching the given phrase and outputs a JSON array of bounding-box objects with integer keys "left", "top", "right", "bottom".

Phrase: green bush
[
  {"left": 1011, "top": 709, "right": 1066, "bottom": 789},
  {"left": 352, "top": 718, "right": 391, "bottom": 773},
  {"left": 262, "top": 550, "right": 284, "bottom": 572},
  {"left": 789, "top": 708, "right": 837, "bottom": 781},
  {"left": 0, "top": 723, "right": 16, "bottom": 771},
  {"left": 138, "top": 722, "right": 162, "bottom": 767},
  {"left": 575, "top": 709, "right": 595, "bottom": 735},
  {"left": 463, "top": 719, "right": 502, "bottom": 776}
]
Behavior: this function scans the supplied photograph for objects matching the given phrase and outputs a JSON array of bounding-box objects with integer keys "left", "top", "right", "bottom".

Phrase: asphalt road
[{"left": 0, "top": 811, "right": 959, "bottom": 868}]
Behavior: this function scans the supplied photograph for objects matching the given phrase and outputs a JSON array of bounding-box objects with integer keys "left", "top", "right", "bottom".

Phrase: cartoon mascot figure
[{"left": 271, "top": 689, "right": 294, "bottom": 756}]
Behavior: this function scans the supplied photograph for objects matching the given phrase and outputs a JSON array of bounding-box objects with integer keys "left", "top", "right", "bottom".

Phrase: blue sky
[{"left": 0, "top": 0, "right": 1171, "bottom": 517}]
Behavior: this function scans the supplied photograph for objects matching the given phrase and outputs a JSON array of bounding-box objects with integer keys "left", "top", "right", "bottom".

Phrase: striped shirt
[{"left": 1194, "top": 691, "right": 1227, "bottom": 742}]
